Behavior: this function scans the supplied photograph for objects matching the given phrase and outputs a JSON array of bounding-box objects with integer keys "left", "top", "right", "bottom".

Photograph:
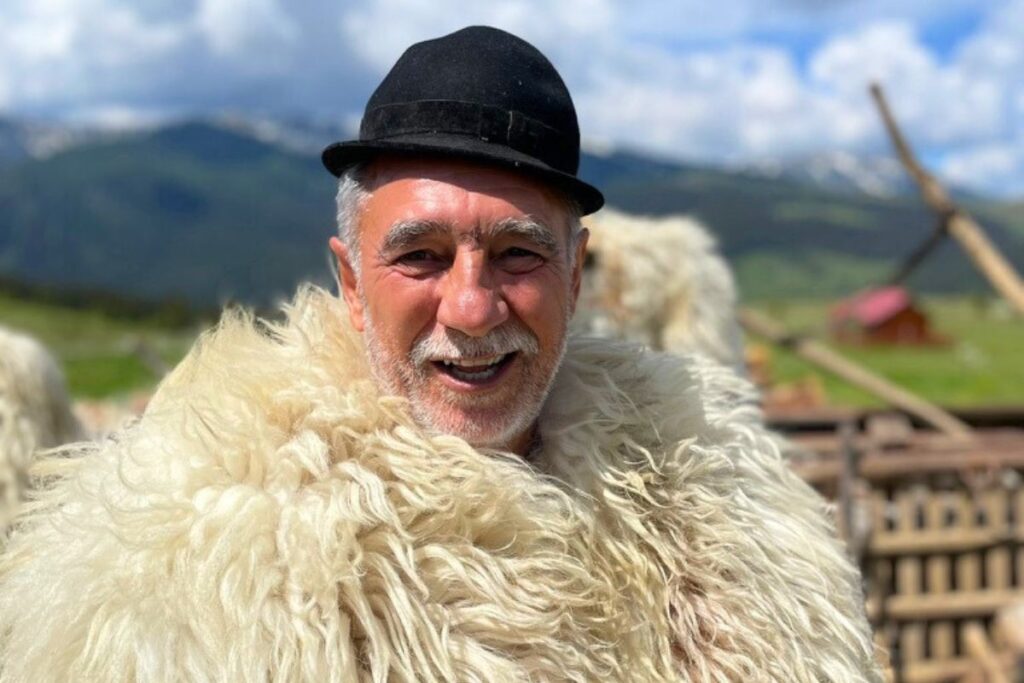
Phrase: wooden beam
[
  {"left": 870, "top": 528, "right": 1018, "bottom": 557},
  {"left": 790, "top": 435, "right": 1024, "bottom": 483},
  {"left": 888, "top": 216, "right": 950, "bottom": 286},
  {"left": 900, "top": 658, "right": 973, "bottom": 683},
  {"left": 870, "top": 82, "right": 1024, "bottom": 316},
  {"left": 868, "top": 589, "right": 1024, "bottom": 622},
  {"left": 898, "top": 656, "right": 1014, "bottom": 683},
  {"left": 739, "top": 308, "right": 973, "bottom": 440},
  {"left": 962, "top": 622, "right": 1010, "bottom": 683}
]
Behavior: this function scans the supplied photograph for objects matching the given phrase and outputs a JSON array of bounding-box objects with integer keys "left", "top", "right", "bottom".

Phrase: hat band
[{"left": 360, "top": 100, "right": 578, "bottom": 174}]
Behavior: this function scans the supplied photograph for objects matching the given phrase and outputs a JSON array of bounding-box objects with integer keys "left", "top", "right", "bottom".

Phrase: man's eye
[
  {"left": 501, "top": 247, "right": 541, "bottom": 259},
  {"left": 391, "top": 250, "right": 448, "bottom": 273},
  {"left": 496, "top": 247, "right": 544, "bottom": 272},
  {"left": 397, "top": 250, "right": 438, "bottom": 263}
]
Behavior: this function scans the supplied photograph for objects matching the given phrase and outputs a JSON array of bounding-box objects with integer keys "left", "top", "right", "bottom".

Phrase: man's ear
[
  {"left": 569, "top": 227, "right": 590, "bottom": 314},
  {"left": 329, "top": 236, "right": 365, "bottom": 331}
]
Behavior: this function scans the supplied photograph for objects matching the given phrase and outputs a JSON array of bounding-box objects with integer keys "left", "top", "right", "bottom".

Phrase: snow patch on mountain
[{"left": 743, "top": 151, "right": 912, "bottom": 197}]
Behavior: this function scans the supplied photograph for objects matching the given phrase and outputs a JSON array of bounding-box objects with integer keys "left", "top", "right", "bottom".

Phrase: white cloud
[
  {"left": 0, "top": 0, "right": 359, "bottom": 117},
  {"left": 942, "top": 141, "right": 1024, "bottom": 195},
  {"left": 809, "top": 22, "right": 934, "bottom": 94},
  {"left": 196, "top": 0, "right": 297, "bottom": 62},
  {"left": 0, "top": 0, "right": 1022, "bottom": 195},
  {"left": 331, "top": 0, "right": 1023, "bottom": 195},
  {"left": 807, "top": 21, "right": 1007, "bottom": 147},
  {"left": 576, "top": 4, "right": 1022, "bottom": 194},
  {"left": 0, "top": 0, "right": 188, "bottom": 109},
  {"left": 578, "top": 45, "right": 822, "bottom": 160},
  {"left": 339, "top": 0, "right": 614, "bottom": 73}
]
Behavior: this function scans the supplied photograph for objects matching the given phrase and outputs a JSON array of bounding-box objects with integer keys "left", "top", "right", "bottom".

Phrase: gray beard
[{"left": 359, "top": 295, "right": 571, "bottom": 451}]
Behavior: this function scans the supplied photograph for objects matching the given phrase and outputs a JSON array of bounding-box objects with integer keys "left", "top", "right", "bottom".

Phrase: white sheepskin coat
[
  {"left": 0, "top": 326, "right": 82, "bottom": 534},
  {"left": 0, "top": 287, "right": 880, "bottom": 682},
  {"left": 579, "top": 209, "right": 746, "bottom": 374}
]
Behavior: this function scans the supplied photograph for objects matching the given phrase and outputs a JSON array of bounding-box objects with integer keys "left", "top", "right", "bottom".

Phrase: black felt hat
[{"left": 321, "top": 26, "right": 604, "bottom": 214}]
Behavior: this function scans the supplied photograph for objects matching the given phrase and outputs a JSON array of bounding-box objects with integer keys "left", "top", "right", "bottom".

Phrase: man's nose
[{"left": 436, "top": 251, "right": 509, "bottom": 337}]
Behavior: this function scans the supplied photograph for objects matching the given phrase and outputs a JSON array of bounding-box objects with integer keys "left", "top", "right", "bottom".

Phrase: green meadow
[
  {"left": 0, "top": 292, "right": 198, "bottom": 399},
  {"left": 2, "top": 292, "right": 1022, "bottom": 409},
  {"left": 748, "top": 297, "right": 1024, "bottom": 408}
]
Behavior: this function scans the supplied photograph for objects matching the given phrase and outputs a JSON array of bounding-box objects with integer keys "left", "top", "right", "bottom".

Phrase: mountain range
[{"left": 1, "top": 115, "right": 1022, "bottom": 308}]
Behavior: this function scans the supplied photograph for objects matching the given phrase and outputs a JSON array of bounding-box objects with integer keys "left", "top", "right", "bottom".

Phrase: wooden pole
[
  {"left": 888, "top": 216, "right": 949, "bottom": 286},
  {"left": 870, "top": 82, "right": 1024, "bottom": 316},
  {"left": 739, "top": 308, "right": 973, "bottom": 441},
  {"left": 837, "top": 420, "right": 868, "bottom": 561},
  {"left": 962, "top": 622, "right": 1010, "bottom": 683}
]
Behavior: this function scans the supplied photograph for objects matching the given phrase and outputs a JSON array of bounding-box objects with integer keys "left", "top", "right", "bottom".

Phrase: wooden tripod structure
[
  {"left": 734, "top": 82, "right": 1024, "bottom": 441},
  {"left": 870, "top": 83, "right": 1024, "bottom": 316}
]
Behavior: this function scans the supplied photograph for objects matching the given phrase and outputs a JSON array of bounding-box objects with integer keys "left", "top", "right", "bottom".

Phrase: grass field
[
  {"left": 2, "top": 292, "right": 1022, "bottom": 408},
  {"left": 0, "top": 293, "right": 199, "bottom": 398},
  {"left": 749, "top": 297, "right": 1024, "bottom": 408}
]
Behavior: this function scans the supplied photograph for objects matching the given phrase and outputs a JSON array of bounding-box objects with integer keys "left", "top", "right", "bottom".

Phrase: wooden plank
[
  {"left": 739, "top": 308, "right": 973, "bottom": 439},
  {"left": 955, "top": 493, "right": 982, "bottom": 592},
  {"left": 949, "top": 211, "right": 1024, "bottom": 318},
  {"left": 962, "top": 621, "right": 1010, "bottom": 683},
  {"left": 838, "top": 421, "right": 857, "bottom": 543},
  {"left": 791, "top": 442, "right": 1024, "bottom": 484},
  {"left": 867, "top": 560, "right": 895, "bottom": 625},
  {"left": 895, "top": 491, "right": 925, "bottom": 663},
  {"left": 786, "top": 427, "right": 1024, "bottom": 457},
  {"left": 866, "top": 493, "right": 892, "bottom": 622},
  {"left": 928, "top": 620, "right": 956, "bottom": 664},
  {"left": 870, "top": 527, "right": 1017, "bottom": 556},
  {"left": 899, "top": 623, "right": 926, "bottom": 666},
  {"left": 901, "top": 655, "right": 1017, "bottom": 683},
  {"left": 869, "top": 589, "right": 1024, "bottom": 621},
  {"left": 925, "top": 495, "right": 955, "bottom": 660},
  {"left": 984, "top": 489, "right": 1012, "bottom": 590},
  {"left": 901, "top": 657, "right": 985, "bottom": 683},
  {"left": 767, "top": 406, "right": 1024, "bottom": 432},
  {"left": 895, "top": 492, "right": 922, "bottom": 597},
  {"left": 875, "top": 627, "right": 893, "bottom": 676}
]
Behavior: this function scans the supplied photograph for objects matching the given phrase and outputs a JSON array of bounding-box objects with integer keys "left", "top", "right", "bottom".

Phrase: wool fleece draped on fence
[{"left": 0, "top": 286, "right": 880, "bottom": 682}]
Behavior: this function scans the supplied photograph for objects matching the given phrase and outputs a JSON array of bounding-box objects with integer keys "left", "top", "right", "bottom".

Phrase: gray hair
[
  {"left": 334, "top": 164, "right": 372, "bottom": 275},
  {"left": 334, "top": 164, "right": 585, "bottom": 278}
]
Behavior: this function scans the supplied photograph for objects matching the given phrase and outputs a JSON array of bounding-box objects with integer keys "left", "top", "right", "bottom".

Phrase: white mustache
[{"left": 410, "top": 324, "right": 539, "bottom": 365}]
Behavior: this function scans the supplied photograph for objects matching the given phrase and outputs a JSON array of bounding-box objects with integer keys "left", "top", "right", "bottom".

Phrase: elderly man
[{"left": 0, "top": 26, "right": 881, "bottom": 681}]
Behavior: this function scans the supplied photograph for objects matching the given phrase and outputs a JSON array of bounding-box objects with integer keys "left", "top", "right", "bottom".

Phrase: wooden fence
[
  {"left": 866, "top": 485, "right": 1021, "bottom": 681},
  {"left": 780, "top": 411, "right": 1024, "bottom": 682}
]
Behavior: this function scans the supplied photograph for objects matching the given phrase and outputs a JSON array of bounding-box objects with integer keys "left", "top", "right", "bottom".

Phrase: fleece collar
[{"left": 0, "top": 287, "right": 880, "bottom": 682}]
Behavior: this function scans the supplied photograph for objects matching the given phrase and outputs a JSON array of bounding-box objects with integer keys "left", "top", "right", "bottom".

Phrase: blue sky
[{"left": 1, "top": 0, "right": 1022, "bottom": 197}]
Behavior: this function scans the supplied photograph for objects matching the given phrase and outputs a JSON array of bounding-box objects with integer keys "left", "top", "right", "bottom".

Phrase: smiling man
[
  {"left": 0, "top": 26, "right": 881, "bottom": 682},
  {"left": 329, "top": 158, "right": 586, "bottom": 455},
  {"left": 319, "top": 24, "right": 601, "bottom": 458}
]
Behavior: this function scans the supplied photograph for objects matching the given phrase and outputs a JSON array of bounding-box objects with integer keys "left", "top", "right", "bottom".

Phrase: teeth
[
  {"left": 440, "top": 354, "right": 506, "bottom": 369},
  {"left": 448, "top": 364, "right": 501, "bottom": 382},
  {"left": 434, "top": 353, "right": 512, "bottom": 382}
]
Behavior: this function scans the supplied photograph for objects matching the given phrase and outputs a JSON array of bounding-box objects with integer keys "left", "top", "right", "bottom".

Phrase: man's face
[{"left": 331, "top": 157, "right": 589, "bottom": 454}]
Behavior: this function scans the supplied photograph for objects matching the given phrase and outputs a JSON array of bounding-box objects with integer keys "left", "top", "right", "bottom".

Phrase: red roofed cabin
[{"left": 830, "top": 286, "right": 948, "bottom": 346}]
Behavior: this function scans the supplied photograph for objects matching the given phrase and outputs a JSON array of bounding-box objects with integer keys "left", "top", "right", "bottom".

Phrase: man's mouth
[{"left": 431, "top": 352, "right": 517, "bottom": 386}]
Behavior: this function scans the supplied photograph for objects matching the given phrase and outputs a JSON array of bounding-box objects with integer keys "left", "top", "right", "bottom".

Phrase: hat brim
[{"left": 321, "top": 133, "right": 604, "bottom": 215}]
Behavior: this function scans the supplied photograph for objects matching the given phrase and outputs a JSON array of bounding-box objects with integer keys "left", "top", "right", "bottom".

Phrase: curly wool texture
[
  {"left": 0, "top": 287, "right": 880, "bottom": 682},
  {"left": 0, "top": 326, "right": 82, "bottom": 534},
  {"left": 579, "top": 209, "right": 746, "bottom": 374}
]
